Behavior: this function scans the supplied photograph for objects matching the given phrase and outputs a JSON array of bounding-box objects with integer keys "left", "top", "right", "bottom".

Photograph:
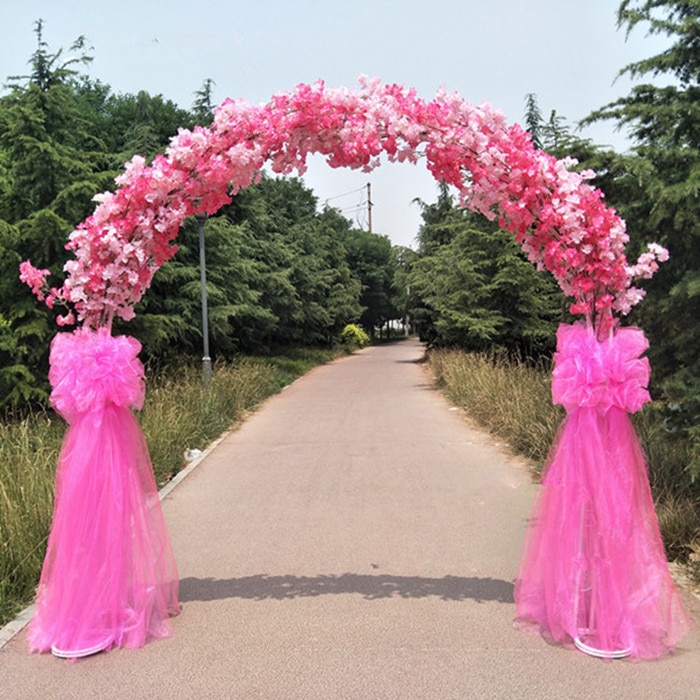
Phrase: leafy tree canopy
[
  {"left": 0, "top": 23, "right": 379, "bottom": 409},
  {"left": 582, "top": 0, "right": 700, "bottom": 474},
  {"left": 408, "top": 184, "right": 563, "bottom": 356}
]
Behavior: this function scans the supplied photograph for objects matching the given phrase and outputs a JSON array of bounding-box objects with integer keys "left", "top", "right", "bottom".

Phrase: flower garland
[{"left": 20, "top": 77, "right": 667, "bottom": 332}]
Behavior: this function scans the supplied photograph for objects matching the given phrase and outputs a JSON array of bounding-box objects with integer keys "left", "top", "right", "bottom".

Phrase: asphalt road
[{"left": 1, "top": 339, "right": 698, "bottom": 699}]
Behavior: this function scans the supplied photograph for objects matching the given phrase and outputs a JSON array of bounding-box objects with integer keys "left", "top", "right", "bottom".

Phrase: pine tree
[
  {"left": 0, "top": 22, "right": 197, "bottom": 406},
  {"left": 584, "top": 0, "right": 700, "bottom": 476},
  {"left": 192, "top": 78, "right": 216, "bottom": 126},
  {"left": 0, "top": 21, "right": 100, "bottom": 406},
  {"left": 408, "top": 186, "right": 563, "bottom": 355}
]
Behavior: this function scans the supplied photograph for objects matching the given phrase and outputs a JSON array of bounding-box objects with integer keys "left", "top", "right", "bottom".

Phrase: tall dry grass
[
  {"left": 0, "top": 414, "right": 63, "bottom": 627},
  {"left": 141, "top": 358, "right": 279, "bottom": 486}
]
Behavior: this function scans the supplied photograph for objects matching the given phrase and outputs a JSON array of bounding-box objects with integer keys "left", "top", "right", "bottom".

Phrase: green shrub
[{"left": 340, "top": 323, "right": 370, "bottom": 348}]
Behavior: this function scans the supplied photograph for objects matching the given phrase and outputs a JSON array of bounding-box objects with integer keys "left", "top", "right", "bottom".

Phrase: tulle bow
[
  {"left": 551, "top": 323, "right": 651, "bottom": 414},
  {"left": 49, "top": 328, "right": 145, "bottom": 424}
]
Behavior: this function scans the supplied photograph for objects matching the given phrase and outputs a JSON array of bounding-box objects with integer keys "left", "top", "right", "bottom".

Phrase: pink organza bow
[
  {"left": 551, "top": 323, "right": 651, "bottom": 414},
  {"left": 49, "top": 328, "right": 145, "bottom": 424}
]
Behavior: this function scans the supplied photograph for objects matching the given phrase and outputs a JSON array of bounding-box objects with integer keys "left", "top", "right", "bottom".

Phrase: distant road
[{"left": 2, "top": 339, "right": 698, "bottom": 699}]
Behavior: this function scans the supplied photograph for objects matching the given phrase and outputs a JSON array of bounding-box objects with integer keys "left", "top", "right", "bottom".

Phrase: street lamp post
[{"left": 196, "top": 214, "right": 212, "bottom": 386}]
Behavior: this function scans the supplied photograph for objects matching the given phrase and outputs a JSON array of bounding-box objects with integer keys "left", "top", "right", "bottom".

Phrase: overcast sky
[{"left": 2, "top": 1, "right": 672, "bottom": 248}]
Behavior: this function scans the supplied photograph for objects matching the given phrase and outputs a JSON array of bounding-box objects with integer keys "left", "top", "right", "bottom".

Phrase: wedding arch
[
  {"left": 20, "top": 78, "right": 689, "bottom": 660},
  {"left": 21, "top": 76, "right": 666, "bottom": 328}
]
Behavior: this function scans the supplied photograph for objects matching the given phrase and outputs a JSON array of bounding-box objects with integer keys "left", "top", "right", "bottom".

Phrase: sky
[{"left": 2, "top": 0, "right": 672, "bottom": 249}]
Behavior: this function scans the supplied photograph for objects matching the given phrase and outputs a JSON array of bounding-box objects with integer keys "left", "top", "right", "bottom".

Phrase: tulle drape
[
  {"left": 514, "top": 323, "right": 691, "bottom": 659},
  {"left": 28, "top": 328, "right": 180, "bottom": 658}
]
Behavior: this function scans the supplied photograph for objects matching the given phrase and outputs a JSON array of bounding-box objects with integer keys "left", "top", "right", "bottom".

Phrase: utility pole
[{"left": 366, "top": 182, "right": 372, "bottom": 233}]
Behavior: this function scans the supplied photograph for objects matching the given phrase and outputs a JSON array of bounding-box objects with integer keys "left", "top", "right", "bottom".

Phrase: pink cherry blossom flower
[{"left": 19, "top": 262, "right": 51, "bottom": 301}]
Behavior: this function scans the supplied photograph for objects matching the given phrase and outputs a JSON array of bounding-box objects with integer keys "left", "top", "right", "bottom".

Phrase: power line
[
  {"left": 323, "top": 185, "right": 366, "bottom": 204},
  {"left": 324, "top": 182, "right": 373, "bottom": 232}
]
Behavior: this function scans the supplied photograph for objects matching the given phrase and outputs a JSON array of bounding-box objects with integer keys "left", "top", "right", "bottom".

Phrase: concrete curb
[{"left": 0, "top": 604, "right": 34, "bottom": 650}]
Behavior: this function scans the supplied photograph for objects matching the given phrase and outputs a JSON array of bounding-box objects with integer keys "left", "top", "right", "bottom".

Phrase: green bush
[{"left": 340, "top": 323, "right": 370, "bottom": 348}]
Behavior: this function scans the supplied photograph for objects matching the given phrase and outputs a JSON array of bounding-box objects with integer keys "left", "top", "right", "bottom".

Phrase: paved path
[{"left": 1, "top": 339, "right": 698, "bottom": 699}]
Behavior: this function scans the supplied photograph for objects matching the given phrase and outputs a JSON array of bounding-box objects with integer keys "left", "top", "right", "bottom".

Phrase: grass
[
  {"left": 0, "top": 347, "right": 348, "bottom": 628},
  {"left": 427, "top": 348, "right": 700, "bottom": 571},
  {"left": 0, "top": 414, "right": 64, "bottom": 629}
]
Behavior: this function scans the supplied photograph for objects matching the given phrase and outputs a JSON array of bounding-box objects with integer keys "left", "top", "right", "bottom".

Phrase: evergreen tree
[
  {"left": 0, "top": 21, "right": 99, "bottom": 221},
  {"left": 409, "top": 186, "right": 563, "bottom": 355},
  {"left": 0, "top": 21, "right": 103, "bottom": 406},
  {"left": 390, "top": 245, "right": 420, "bottom": 335},
  {"left": 340, "top": 226, "right": 398, "bottom": 339},
  {"left": 524, "top": 93, "right": 544, "bottom": 150},
  {"left": 0, "top": 23, "right": 196, "bottom": 406},
  {"left": 102, "top": 90, "right": 194, "bottom": 162},
  {"left": 0, "top": 22, "right": 397, "bottom": 407},
  {"left": 413, "top": 182, "right": 459, "bottom": 252},
  {"left": 584, "top": 0, "right": 700, "bottom": 474},
  {"left": 192, "top": 78, "right": 216, "bottom": 126},
  {"left": 132, "top": 176, "right": 365, "bottom": 358}
]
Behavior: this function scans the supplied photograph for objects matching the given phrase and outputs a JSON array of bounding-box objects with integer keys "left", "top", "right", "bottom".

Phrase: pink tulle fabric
[
  {"left": 28, "top": 328, "right": 179, "bottom": 657},
  {"left": 515, "top": 323, "right": 692, "bottom": 659}
]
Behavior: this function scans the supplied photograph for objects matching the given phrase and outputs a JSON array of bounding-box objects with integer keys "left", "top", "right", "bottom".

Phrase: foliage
[
  {"left": 339, "top": 226, "right": 398, "bottom": 337},
  {"left": 340, "top": 323, "right": 370, "bottom": 348},
  {"left": 0, "top": 27, "right": 379, "bottom": 407},
  {"left": 524, "top": 93, "right": 544, "bottom": 150},
  {"left": 409, "top": 184, "right": 564, "bottom": 356},
  {"left": 20, "top": 79, "right": 663, "bottom": 335},
  {"left": 0, "top": 24, "right": 200, "bottom": 408},
  {"left": 93, "top": 87, "right": 194, "bottom": 164},
  {"left": 582, "top": 0, "right": 700, "bottom": 478},
  {"left": 1, "top": 22, "right": 102, "bottom": 222},
  {"left": 0, "top": 26, "right": 106, "bottom": 408},
  {"left": 4, "top": 13, "right": 698, "bottom": 486},
  {"left": 116, "top": 176, "right": 370, "bottom": 360},
  {"left": 192, "top": 78, "right": 216, "bottom": 126},
  {"left": 390, "top": 244, "right": 420, "bottom": 333}
]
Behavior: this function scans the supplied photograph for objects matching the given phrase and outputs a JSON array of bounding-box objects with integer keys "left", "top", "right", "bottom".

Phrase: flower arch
[
  {"left": 21, "top": 79, "right": 691, "bottom": 662},
  {"left": 21, "top": 76, "right": 666, "bottom": 334}
]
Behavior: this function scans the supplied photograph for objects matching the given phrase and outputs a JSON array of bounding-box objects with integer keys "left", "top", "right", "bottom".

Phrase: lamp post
[{"left": 196, "top": 214, "right": 212, "bottom": 385}]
